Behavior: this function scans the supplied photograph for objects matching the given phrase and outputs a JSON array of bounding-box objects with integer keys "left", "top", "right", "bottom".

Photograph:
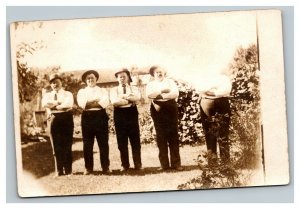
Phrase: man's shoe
[
  {"left": 53, "top": 172, "right": 64, "bottom": 178},
  {"left": 121, "top": 167, "right": 129, "bottom": 172},
  {"left": 102, "top": 169, "right": 112, "bottom": 174},
  {"left": 83, "top": 169, "right": 93, "bottom": 175},
  {"left": 173, "top": 166, "right": 184, "bottom": 171},
  {"left": 157, "top": 167, "right": 170, "bottom": 171},
  {"left": 134, "top": 166, "right": 143, "bottom": 171}
]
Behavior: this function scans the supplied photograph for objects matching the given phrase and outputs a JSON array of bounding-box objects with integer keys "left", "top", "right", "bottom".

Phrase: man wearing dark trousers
[
  {"left": 42, "top": 73, "right": 74, "bottom": 177},
  {"left": 146, "top": 66, "right": 183, "bottom": 171},
  {"left": 77, "top": 70, "right": 110, "bottom": 175},
  {"left": 199, "top": 73, "right": 232, "bottom": 164},
  {"left": 110, "top": 68, "right": 142, "bottom": 171}
]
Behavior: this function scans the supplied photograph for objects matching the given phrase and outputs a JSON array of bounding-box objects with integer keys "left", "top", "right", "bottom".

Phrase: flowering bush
[
  {"left": 139, "top": 107, "right": 156, "bottom": 144},
  {"left": 176, "top": 80, "right": 205, "bottom": 145}
]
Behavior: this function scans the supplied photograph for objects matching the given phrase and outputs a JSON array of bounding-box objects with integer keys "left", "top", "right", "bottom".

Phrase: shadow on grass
[
  {"left": 22, "top": 138, "right": 84, "bottom": 179},
  {"left": 72, "top": 165, "right": 200, "bottom": 176}
]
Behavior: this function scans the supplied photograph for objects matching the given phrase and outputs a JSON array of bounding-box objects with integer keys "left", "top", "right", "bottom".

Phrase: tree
[
  {"left": 16, "top": 41, "right": 48, "bottom": 140},
  {"left": 16, "top": 41, "right": 46, "bottom": 103}
]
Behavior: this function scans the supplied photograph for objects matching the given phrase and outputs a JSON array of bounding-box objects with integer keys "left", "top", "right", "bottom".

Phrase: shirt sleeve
[
  {"left": 161, "top": 79, "right": 179, "bottom": 100},
  {"left": 77, "top": 88, "right": 87, "bottom": 109},
  {"left": 41, "top": 93, "right": 52, "bottom": 108},
  {"left": 146, "top": 81, "right": 161, "bottom": 99},
  {"left": 98, "top": 87, "right": 110, "bottom": 108},
  {"left": 213, "top": 76, "right": 232, "bottom": 97},
  {"left": 110, "top": 87, "right": 129, "bottom": 106},
  {"left": 127, "top": 86, "right": 141, "bottom": 102},
  {"left": 58, "top": 91, "right": 74, "bottom": 108}
]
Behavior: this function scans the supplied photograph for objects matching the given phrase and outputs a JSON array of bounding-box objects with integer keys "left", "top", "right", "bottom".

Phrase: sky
[{"left": 11, "top": 10, "right": 257, "bottom": 90}]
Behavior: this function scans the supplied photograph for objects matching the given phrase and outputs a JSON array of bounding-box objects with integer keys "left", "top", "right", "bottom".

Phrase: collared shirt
[
  {"left": 201, "top": 74, "right": 232, "bottom": 99},
  {"left": 42, "top": 89, "right": 74, "bottom": 114},
  {"left": 110, "top": 84, "right": 141, "bottom": 108},
  {"left": 146, "top": 78, "right": 179, "bottom": 102},
  {"left": 77, "top": 86, "right": 110, "bottom": 110}
]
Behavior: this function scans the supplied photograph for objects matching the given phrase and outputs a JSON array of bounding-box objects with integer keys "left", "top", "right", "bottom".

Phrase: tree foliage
[
  {"left": 16, "top": 41, "right": 45, "bottom": 103},
  {"left": 17, "top": 61, "right": 39, "bottom": 103}
]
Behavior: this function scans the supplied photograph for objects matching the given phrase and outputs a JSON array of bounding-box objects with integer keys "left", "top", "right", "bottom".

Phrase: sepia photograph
[{"left": 9, "top": 9, "right": 289, "bottom": 197}]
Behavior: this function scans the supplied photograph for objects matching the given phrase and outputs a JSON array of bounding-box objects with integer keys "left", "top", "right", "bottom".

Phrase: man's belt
[
  {"left": 51, "top": 108, "right": 72, "bottom": 114},
  {"left": 115, "top": 104, "right": 136, "bottom": 109},
  {"left": 201, "top": 96, "right": 229, "bottom": 100},
  {"left": 84, "top": 107, "right": 103, "bottom": 111}
]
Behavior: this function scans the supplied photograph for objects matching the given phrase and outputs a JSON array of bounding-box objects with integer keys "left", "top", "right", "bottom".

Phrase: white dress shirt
[
  {"left": 146, "top": 78, "right": 179, "bottom": 101},
  {"left": 77, "top": 86, "right": 110, "bottom": 110},
  {"left": 202, "top": 74, "right": 232, "bottom": 99},
  {"left": 110, "top": 84, "right": 141, "bottom": 108},
  {"left": 42, "top": 89, "right": 74, "bottom": 114}
]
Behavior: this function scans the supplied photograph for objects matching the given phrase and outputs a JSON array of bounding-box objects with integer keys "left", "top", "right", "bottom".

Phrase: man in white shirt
[
  {"left": 77, "top": 70, "right": 110, "bottom": 175},
  {"left": 42, "top": 73, "right": 74, "bottom": 177},
  {"left": 199, "top": 74, "right": 232, "bottom": 164},
  {"left": 110, "top": 68, "right": 142, "bottom": 171},
  {"left": 146, "top": 66, "right": 183, "bottom": 171}
]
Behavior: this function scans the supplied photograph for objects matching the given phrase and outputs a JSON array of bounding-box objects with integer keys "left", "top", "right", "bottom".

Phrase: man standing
[
  {"left": 199, "top": 73, "right": 232, "bottom": 164},
  {"left": 42, "top": 73, "right": 74, "bottom": 177},
  {"left": 146, "top": 66, "right": 183, "bottom": 171},
  {"left": 77, "top": 70, "right": 110, "bottom": 175},
  {"left": 110, "top": 68, "right": 142, "bottom": 171}
]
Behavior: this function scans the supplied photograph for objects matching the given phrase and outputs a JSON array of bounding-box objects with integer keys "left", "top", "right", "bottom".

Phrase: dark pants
[
  {"left": 81, "top": 110, "right": 109, "bottom": 171},
  {"left": 150, "top": 99, "right": 181, "bottom": 168},
  {"left": 200, "top": 97, "right": 231, "bottom": 161},
  {"left": 49, "top": 112, "right": 74, "bottom": 175},
  {"left": 114, "top": 106, "right": 142, "bottom": 169}
]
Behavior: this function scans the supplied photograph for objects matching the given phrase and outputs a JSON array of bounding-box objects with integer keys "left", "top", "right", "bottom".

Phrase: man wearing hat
[
  {"left": 110, "top": 68, "right": 142, "bottom": 171},
  {"left": 42, "top": 73, "right": 74, "bottom": 177},
  {"left": 146, "top": 66, "right": 183, "bottom": 171},
  {"left": 77, "top": 70, "right": 110, "bottom": 175}
]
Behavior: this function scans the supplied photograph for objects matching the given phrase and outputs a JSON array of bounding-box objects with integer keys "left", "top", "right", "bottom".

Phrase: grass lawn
[{"left": 20, "top": 135, "right": 205, "bottom": 197}]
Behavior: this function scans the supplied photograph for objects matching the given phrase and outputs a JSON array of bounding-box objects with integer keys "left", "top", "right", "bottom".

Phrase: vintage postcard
[{"left": 9, "top": 9, "right": 289, "bottom": 197}]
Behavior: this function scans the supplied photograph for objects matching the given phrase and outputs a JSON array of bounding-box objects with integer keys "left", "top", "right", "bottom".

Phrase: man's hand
[
  {"left": 119, "top": 94, "right": 128, "bottom": 99},
  {"left": 126, "top": 93, "right": 135, "bottom": 102},
  {"left": 47, "top": 101, "right": 61, "bottom": 110}
]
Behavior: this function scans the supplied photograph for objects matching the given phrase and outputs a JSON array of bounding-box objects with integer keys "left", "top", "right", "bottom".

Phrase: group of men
[{"left": 42, "top": 66, "right": 232, "bottom": 177}]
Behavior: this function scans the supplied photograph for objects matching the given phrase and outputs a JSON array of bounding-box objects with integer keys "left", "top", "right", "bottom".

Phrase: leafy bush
[
  {"left": 228, "top": 44, "right": 260, "bottom": 169},
  {"left": 178, "top": 150, "right": 248, "bottom": 189}
]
